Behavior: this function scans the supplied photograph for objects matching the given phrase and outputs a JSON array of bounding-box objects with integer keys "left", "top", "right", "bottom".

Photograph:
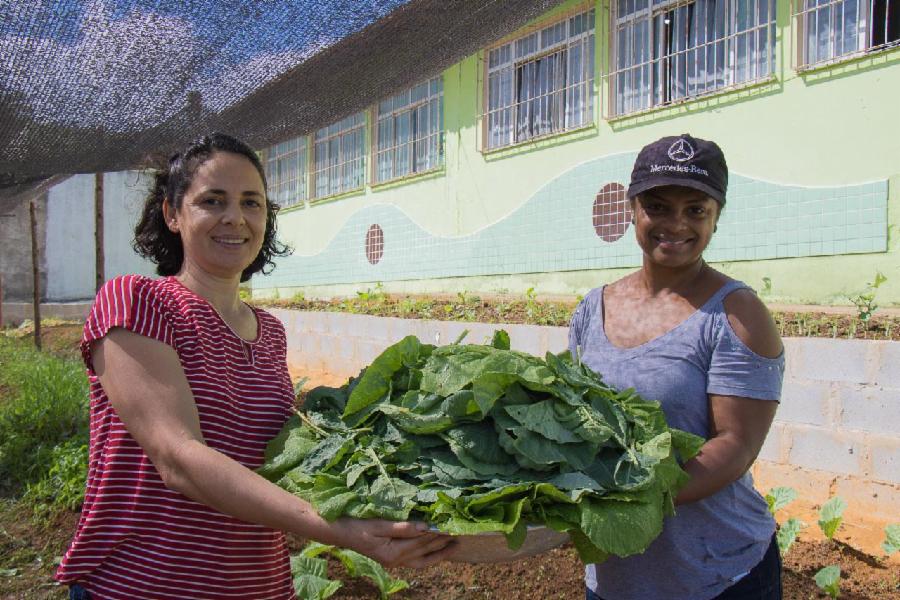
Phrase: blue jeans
[
  {"left": 586, "top": 534, "right": 782, "bottom": 600},
  {"left": 69, "top": 583, "right": 93, "bottom": 600}
]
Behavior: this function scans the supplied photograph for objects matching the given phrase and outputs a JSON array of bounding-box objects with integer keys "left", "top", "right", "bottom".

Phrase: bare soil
[{"left": 2, "top": 505, "right": 897, "bottom": 599}]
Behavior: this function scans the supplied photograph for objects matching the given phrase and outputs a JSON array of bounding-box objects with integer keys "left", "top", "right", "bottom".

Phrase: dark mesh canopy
[{"left": 1, "top": 0, "right": 565, "bottom": 196}]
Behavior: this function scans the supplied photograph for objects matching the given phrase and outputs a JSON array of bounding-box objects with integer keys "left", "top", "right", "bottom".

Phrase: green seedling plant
[
  {"left": 882, "top": 523, "right": 900, "bottom": 556},
  {"left": 814, "top": 565, "right": 841, "bottom": 599},
  {"left": 848, "top": 272, "right": 887, "bottom": 324},
  {"left": 818, "top": 496, "right": 847, "bottom": 540},
  {"left": 765, "top": 486, "right": 798, "bottom": 515},
  {"left": 776, "top": 517, "right": 804, "bottom": 556}
]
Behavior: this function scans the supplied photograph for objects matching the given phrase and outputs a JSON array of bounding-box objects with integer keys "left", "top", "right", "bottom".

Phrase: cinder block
[
  {"left": 839, "top": 385, "right": 900, "bottom": 436},
  {"left": 359, "top": 315, "right": 394, "bottom": 344},
  {"left": 870, "top": 437, "right": 900, "bottom": 485},
  {"left": 355, "top": 339, "right": 387, "bottom": 366},
  {"left": 546, "top": 327, "right": 569, "bottom": 355},
  {"left": 757, "top": 422, "right": 786, "bottom": 463},
  {"left": 833, "top": 476, "right": 900, "bottom": 523},
  {"left": 873, "top": 343, "right": 900, "bottom": 388},
  {"left": 790, "top": 338, "right": 869, "bottom": 384},
  {"left": 751, "top": 461, "right": 836, "bottom": 506},
  {"left": 787, "top": 426, "right": 864, "bottom": 476},
  {"left": 777, "top": 380, "right": 831, "bottom": 426},
  {"left": 506, "top": 324, "right": 543, "bottom": 357}
]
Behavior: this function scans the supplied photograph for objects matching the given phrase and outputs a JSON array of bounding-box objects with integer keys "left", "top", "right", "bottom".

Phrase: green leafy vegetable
[
  {"left": 261, "top": 334, "right": 705, "bottom": 563},
  {"left": 765, "top": 486, "right": 798, "bottom": 515},
  {"left": 776, "top": 517, "right": 804, "bottom": 556},
  {"left": 814, "top": 565, "right": 841, "bottom": 598},
  {"left": 818, "top": 496, "right": 847, "bottom": 540},
  {"left": 882, "top": 523, "right": 900, "bottom": 555}
]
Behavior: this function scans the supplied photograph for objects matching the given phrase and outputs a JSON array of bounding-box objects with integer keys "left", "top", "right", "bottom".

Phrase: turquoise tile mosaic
[{"left": 262, "top": 153, "right": 889, "bottom": 288}]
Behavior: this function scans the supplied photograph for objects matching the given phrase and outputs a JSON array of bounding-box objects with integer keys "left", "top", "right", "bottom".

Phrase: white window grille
[
  {"left": 373, "top": 77, "right": 444, "bottom": 184},
  {"left": 484, "top": 9, "right": 595, "bottom": 150},
  {"left": 311, "top": 112, "right": 366, "bottom": 199},
  {"left": 609, "top": 0, "right": 775, "bottom": 117},
  {"left": 795, "top": 0, "right": 898, "bottom": 68},
  {"left": 264, "top": 136, "right": 307, "bottom": 208}
]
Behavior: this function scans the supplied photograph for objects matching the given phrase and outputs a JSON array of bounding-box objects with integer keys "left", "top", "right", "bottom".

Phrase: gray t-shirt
[{"left": 568, "top": 280, "right": 784, "bottom": 600}]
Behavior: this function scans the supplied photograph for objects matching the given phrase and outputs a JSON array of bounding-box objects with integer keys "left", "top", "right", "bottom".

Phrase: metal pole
[
  {"left": 30, "top": 198, "right": 41, "bottom": 350},
  {"left": 95, "top": 172, "right": 105, "bottom": 292}
]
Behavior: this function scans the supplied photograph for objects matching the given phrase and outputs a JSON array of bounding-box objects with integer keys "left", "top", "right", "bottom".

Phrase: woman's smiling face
[
  {"left": 632, "top": 185, "right": 720, "bottom": 268},
  {"left": 164, "top": 151, "right": 268, "bottom": 281}
]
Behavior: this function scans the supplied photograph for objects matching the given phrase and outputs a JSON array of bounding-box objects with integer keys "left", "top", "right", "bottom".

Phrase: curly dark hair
[{"left": 133, "top": 132, "right": 291, "bottom": 282}]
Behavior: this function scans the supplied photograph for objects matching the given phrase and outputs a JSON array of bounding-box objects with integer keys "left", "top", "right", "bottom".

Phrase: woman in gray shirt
[{"left": 569, "top": 134, "right": 784, "bottom": 600}]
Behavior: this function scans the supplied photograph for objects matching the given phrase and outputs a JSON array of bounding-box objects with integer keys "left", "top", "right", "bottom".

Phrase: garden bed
[
  {"left": 253, "top": 289, "right": 900, "bottom": 341},
  {"left": 1, "top": 323, "right": 898, "bottom": 599}
]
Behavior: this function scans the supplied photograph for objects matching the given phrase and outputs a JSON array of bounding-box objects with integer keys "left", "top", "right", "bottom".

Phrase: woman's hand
[{"left": 332, "top": 518, "right": 457, "bottom": 568}]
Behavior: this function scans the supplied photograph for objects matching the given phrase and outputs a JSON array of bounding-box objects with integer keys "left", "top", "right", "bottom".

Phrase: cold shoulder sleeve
[
  {"left": 707, "top": 313, "right": 784, "bottom": 401},
  {"left": 81, "top": 275, "right": 176, "bottom": 373}
]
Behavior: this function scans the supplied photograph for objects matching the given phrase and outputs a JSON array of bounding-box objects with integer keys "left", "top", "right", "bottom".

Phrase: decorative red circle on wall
[
  {"left": 365, "top": 224, "right": 384, "bottom": 265},
  {"left": 592, "top": 183, "right": 630, "bottom": 242}
]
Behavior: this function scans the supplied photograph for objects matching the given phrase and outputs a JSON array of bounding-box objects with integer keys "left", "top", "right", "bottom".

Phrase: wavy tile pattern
[{"left": 263, "top": 153, "right": 888, "bottom": 287}]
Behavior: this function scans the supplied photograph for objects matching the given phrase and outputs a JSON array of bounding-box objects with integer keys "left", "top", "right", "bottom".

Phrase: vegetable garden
[{"left": 1, "top": 318, "right": 898, "bottom": 599}]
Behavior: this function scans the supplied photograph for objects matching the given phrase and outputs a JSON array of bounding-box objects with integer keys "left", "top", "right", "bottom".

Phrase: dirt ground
[
  {"left": 1, "top": 323, "right": 898, "bottom": 599},
  {"left": 2, "top": 505, "right": 897, "bottom": 599}
]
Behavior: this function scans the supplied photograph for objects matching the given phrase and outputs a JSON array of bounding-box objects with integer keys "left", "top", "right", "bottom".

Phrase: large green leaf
[
  {"left": 344, "top": 336, "right": 428, "bottom": 417},
  {"left": 257, "top": 415, "right": 320, "bottom": 480},
  {"left": 443, "top": 422, "right": 519, "bottom": 476},
  {"left": 580, "top": 496, "right": 664, "bottom": 557},
  {"left": 504, "top": 400, "right": 582, "bottom": 443}
]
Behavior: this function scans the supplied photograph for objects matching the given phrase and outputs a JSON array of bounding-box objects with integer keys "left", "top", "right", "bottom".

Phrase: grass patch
[{"left": 0, "top": 335, "right": 89, "bottom": 521}]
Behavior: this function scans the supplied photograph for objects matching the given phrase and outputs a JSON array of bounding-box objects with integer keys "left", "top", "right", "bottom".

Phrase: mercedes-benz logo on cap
[{"left": 667, "top": 138, "right": 695, "bottom": 162}]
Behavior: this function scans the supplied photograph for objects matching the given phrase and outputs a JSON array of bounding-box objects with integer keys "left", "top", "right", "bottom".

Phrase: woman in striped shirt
[{"left": 56, "top": 133, "right": 453, "bottom": 600}]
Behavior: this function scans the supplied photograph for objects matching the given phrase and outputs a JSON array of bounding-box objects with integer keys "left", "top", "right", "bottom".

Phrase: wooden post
[
  {"left": 0, "top": 272, "right": 3, "bottom": 328},
  {"left": 95, "top": 172, "right": 105, "bottom": 292},
  {"left": 30, "top": 198, "right": 41, "bottom": 350}
]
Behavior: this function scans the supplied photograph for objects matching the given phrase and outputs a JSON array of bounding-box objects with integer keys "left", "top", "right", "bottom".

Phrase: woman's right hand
[{"left": 333, "top": 518, "right": 457, "bottom": 568}]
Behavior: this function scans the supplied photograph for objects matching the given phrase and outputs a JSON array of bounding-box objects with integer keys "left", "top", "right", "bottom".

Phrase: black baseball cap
[{"left": 627, "top": 134, "right": 728, "bottom": 205}]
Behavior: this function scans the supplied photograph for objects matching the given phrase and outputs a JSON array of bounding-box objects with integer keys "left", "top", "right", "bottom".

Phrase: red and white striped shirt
[{"left": 56, "top": 275, "right": 296, "bottom": 599}]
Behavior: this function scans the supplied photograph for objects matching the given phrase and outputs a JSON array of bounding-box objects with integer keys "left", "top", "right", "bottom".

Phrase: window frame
[
  {"left": 481, "top": 6, "right": 597, "bottom": 151},
  {"left": 793, "top": 0, "right": 900, "bottom": 71},
  {"left": 263, "top": 136, "right": 308, "bottom": 209},
  {"left": 371, "top": 76, "right": 445, "bottom": 185},
  {"left": 607, "top": 0, "right": 776, "bottom": 118},
  {"left": 310, "top": 112, "right": 367, "bottom": 201}
]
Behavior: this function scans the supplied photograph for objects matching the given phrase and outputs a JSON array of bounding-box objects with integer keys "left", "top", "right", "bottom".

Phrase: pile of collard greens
[{"left": 259, "top": 331, "right": 705, "bottom": 563}]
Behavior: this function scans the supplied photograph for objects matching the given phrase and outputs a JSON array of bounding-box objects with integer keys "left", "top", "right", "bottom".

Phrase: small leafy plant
[
  {"left": 848, "top": 272, "right": 887, "bottom": 323},
  {"left": 291, "top": 542, "right": 408, "bottom": 599},
  {"left": 814, "top": 565, "right": 841, "bottom": 598},
  {"left": 882, "top": 523, "right": 900, "bottom": 556},
  {"left": 818, "top": 496, "right": 847, "bottom": 540},
  {"left": 776, "top": 517, "right": 804, "bottom": 556},
  {"left": 765, "top": 486, "right": 797, "bottom": 515}
]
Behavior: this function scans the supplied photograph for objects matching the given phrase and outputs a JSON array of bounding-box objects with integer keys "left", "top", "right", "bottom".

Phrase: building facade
[{"left": 259, "top": 0, "right": 900, "bottom": 306}]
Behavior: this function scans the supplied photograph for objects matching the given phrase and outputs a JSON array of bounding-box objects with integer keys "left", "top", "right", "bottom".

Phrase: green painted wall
[{"left": 264, "top": 0, "right": 900, "bottom": 306}]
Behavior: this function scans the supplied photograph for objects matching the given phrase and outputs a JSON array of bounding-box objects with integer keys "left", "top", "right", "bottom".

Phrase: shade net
[{"left": 0, "top": 0, "right": 565, "bottom": 197}]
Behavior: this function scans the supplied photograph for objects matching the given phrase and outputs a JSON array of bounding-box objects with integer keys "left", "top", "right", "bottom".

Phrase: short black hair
[{"left": 133, "top": 132, "right": 291, "bottom": 282}]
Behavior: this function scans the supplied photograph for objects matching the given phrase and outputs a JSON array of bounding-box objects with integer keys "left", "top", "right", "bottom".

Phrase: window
[
  {"left": 311, "top": 112, "right": 366, "bottom": 199},
  {"left": 609, "top": 0, "right": 775, "bottom": 117},
  {"left": 796, "top": 0, "right": 899, "bottom": 68},
  {"left": 373, "top": 77, "right": 444, "bottom": 183},
  {"left": 264, "top": 137, "right": 307, "bottom": 208},
  {"left": 485, "top": 9, "right": 595, "bottom": 150}
]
